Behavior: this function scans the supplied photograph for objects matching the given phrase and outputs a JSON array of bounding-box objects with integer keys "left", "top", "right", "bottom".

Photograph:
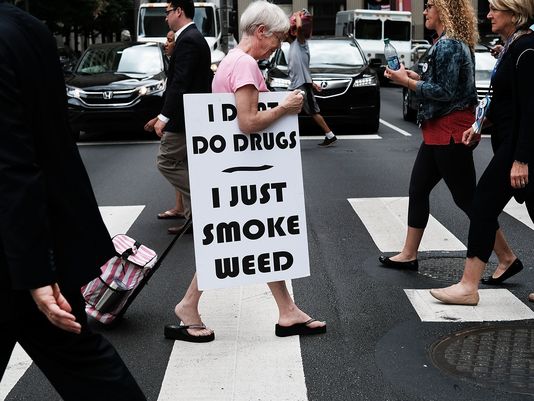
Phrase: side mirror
[{"left": 369, "top": 58, "right": 382, "bottom": 69}]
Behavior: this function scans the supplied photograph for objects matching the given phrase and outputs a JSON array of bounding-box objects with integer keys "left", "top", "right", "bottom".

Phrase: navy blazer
[
  {"left": 0, "top": 3, "right": 114, "bottom": 317},
  {"left": 162, "top": 23, "right": 213, "bottom": 133}
]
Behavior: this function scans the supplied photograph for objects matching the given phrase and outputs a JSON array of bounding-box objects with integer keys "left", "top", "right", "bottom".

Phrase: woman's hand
[
  {"left": 406, "top": 70, "right": 420, "bottom": 81},
  {"left": 510, "top": 161, "right": 529, "bottom": 189},
  {"left": 384, "top": 64, "right": 408, "bottom": 86},
  {"left": 462, "top": 126, "right": 481, "bottom": 146},
  {"left": 280, "top": 90, "right": 303, "bottom": 115}
]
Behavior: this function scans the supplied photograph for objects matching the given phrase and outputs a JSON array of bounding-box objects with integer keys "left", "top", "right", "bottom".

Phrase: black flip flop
[
  {"left": 164, "top": 323, "right": 215, "bottom": 343},
  {"left": 275, "top": 318, "right": 326, "bottom": 337}
]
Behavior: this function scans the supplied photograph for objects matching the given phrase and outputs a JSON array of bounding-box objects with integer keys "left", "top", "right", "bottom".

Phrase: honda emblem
[{"left": 103, "top": 91, "right": 113, "bottom": 99}]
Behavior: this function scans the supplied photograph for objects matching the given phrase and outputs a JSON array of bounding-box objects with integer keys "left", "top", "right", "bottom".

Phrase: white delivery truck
[
  {"left": 335, "top": 9, "right": 412, "bottom": 74},
  {"left": 137, "top": 1, "right": 235, "bottom": 71}
]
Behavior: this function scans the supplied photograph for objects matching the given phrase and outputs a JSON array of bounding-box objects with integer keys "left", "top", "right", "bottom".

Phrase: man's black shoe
[{"left": 318, "top": 136, "right": 337, "bottom": 147}]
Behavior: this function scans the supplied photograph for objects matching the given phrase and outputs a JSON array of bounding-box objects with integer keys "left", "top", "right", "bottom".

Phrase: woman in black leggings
[
  {"left": 431, "top": 0, "right": 534, "bottom": 305},
  {"left": 379, "top": 0, "right": 518, "bottom": 276}
]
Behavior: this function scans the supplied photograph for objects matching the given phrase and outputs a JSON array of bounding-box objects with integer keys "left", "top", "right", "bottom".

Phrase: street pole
[
  {"left": 220, "top": 0, "right": 229, "bottom": 54},
  {"left": 133, "top": 0, "right": 141, "bottom": 41}
]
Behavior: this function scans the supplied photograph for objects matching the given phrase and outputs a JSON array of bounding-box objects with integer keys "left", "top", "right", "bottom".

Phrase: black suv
[
  {"left": 264, "top": 36, "right": 381, "bottom": 133},
  {"left": 65, "top": 42, "right": 168, "bottom": 136}
]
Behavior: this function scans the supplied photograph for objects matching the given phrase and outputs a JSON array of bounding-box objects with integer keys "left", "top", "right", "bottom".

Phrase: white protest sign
[{"left": 184, "top": 92, "right": 310, "bottom": 290}]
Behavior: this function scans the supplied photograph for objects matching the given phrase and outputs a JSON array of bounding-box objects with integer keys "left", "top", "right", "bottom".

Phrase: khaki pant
[{"left": 156, "top": 131, "right": 191, "bottom": 219}]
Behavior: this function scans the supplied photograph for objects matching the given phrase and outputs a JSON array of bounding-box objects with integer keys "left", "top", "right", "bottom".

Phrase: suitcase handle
[{"left": 120, "top": 241, "right": 141, "bottom": 259}]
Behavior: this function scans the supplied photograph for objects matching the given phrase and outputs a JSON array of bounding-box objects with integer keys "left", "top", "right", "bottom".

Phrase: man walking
[
  {"left": 0, "top": 2, "right": 146, "bottom": 400},
  {"left": 145, "top": 0, "right": 212, "bottom": 234},
  {"left": 287, "top": 10, "right": 337, "bottom": 147}
]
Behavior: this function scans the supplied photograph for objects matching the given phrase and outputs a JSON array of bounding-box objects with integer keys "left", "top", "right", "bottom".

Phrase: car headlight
[
  {"left": 139, "top": 80, "right": 166, "bottom": 96},
  {"left": 268, "top": 77, "right": 290, "bottom": 89},
  {"left": 353, "top": 75, "right": 377, "bottom": 87},
  {"left": 66, "top": 85, "right": 82, "bottom": 98}
]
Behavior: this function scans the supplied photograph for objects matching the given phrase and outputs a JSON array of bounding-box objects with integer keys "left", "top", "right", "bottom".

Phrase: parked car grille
[
  {"left": 79, "top": 89, "right": 140, "bottom": 107},
  {"left": 313, "top": 78, "right": 352, "bottom": 99}
]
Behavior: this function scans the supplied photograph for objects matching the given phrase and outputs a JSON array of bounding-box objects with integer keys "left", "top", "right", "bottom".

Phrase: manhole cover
[
  {"left": 418, "top": 256, "right": 495, "bottom": 284},
  {"left": 431, "top": 324, "right": 534, "bottom": 395}
]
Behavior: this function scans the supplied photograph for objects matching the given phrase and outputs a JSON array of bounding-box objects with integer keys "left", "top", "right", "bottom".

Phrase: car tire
[
  {"left": 364, "top": 113, "right": 380, "bottom": 133},
  {"left": 402, "top": 88, "right": 416, "bottom": 121}
]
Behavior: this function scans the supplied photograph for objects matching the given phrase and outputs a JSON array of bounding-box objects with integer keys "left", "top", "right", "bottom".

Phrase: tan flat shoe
[{"left": 430, "top": 288, "right": 479, "bottom": 306}]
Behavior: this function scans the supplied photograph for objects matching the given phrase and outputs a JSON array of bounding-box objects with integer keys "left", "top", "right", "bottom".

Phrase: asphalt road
[{"left": 4, "top": 87, "right": 534, "bottom": 401}]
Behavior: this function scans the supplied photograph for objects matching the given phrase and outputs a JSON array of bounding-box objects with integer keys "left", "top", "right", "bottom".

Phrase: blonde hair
[
  {"left": 489, "top": 0, "right": 534, "bottom": 29},
  {"left": 433, "top": 0, "right": 479, "bottom": 50}
]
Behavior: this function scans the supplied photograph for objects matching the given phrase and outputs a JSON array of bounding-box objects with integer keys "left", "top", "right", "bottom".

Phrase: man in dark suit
[
  {"left": 0, "top": 2, "right": 146, "bottom": 400},
  {"left": 145, "top": 0, "right": 212, "bottom": 235}
]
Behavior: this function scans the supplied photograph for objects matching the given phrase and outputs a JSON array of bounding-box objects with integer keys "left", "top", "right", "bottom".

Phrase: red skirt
[{"left": 421, "top": 108, "right": 475, "bottom": 145}]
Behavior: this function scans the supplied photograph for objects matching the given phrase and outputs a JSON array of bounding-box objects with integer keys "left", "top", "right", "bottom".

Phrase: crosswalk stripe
[
  {"left": 0, "top": 344, "right": 31, "bottom": 401},
  {"left": 503, "top": 198, "right": 534, "bottom": 230},
  {"left": 405, "top": 289, "right": 534, "bottom": 322},
  {"left": 347, "top": 197, "right": 466, "bottom": 252},
  {"left": 299, "top": 134, "right": 381, "bottom": 140},
  {"left": 99, "top": 205, "right": 145, "bottom": 237},
  {"left": 157, "top": 283, "right": 308, "bottom": 401},
  {"left": 379, "top": 119, "right": 412, "bottom": 137},
  {"left": 0, "top": 206, "right": 145, "bottom": 401}
]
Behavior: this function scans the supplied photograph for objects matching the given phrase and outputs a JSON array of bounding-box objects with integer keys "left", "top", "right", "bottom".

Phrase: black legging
[
  {"left": 408, "top": 141, "right": 476, "bottom": 228},
  {"left": 467, "top": 136, "right": 534, "bottom": 263}
]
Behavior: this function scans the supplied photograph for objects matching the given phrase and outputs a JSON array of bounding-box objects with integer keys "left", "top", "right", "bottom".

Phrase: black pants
[
  {"left": 467, "top": 137, "right": 534, "bottom": 263},
  {"left": 408, "top": 141, "right": 476, "bottom": 228},
  {"left": 0, "top": 290, "right": 146, "bottom": 401}
]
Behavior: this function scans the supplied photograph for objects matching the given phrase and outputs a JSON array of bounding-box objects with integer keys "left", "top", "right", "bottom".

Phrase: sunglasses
[
  {"left": 165, "top": 8, "right": 176, "bottom": 16},
  {"left": 424, "top": 3, "right": 435, "bottom": 10}
]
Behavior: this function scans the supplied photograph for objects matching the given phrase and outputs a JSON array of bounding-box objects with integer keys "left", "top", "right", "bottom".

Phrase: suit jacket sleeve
[
  {"left": 161, "top": 32, "right": 204, "bottom": 121},
  {"left": 514, "top": 48, "right": 534, "bottom": 164},
  {"left": 0, "top": 21, "right": 56, "bottom": 290}
]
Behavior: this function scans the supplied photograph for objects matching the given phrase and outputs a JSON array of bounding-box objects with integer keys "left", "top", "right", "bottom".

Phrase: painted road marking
[
  {"left": 0, "top": 344, "right": 31, "bottom": 401},
  {"left": 300, "top": 134, "right": 381, "bottom": 140},
  {"left": 379, "top": 119, "right": 412, "bottom": 137},
  {"left": 348, "top": 197, "right": 466, "bottom": 252},
  {"left": 504, "top": 198, "right": 534, "bottom": 230},
  {"left": 99, "top": 205, "right": 145, "bottom": 237},
  {"left": 78, "top": 135, "right": 382, "bottom": 147},
  {"left": 0, "top": 206, "right": 144, "bottom": 401},
  {"left": 157, "top": 283, "right": 308, "bottom": 401},
  {"left": 405, "top": 289, "right": 534, "bottom": 322}
]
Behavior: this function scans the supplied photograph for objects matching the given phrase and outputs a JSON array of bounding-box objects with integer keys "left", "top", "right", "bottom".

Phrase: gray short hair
[
  {"left": 489, "top": 0, "right": 534, "bottom": 28},
  {"left": 239, "top": 0, "right": 290, "bottom": 37}
]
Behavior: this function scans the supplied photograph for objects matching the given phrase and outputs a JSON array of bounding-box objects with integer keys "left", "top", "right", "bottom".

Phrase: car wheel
[{"left": 402, "top": 88, "right": 416, "bottom": 121}]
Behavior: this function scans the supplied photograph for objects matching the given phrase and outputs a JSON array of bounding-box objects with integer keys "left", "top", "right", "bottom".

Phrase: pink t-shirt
[{"left": 212, "top": 48, "right": 268, "bottom": 93}]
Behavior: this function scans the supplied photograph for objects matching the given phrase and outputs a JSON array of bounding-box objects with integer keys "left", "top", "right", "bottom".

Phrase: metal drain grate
[
  {"left": 417, "top": 257, "right": 495, "bottom": 284},
  {"left": 431, "top": 324, "right": 534, "bottom": 395}
]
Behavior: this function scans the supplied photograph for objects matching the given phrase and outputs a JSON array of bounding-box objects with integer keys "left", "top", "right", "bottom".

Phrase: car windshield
[
  {"left": 384, "top": 20, "right": 411, "bottom": 41},
  {"left": 307, "top": 40, "right": 365, "bottom": 67},
  {"left": 475, "top": 51, "right": 496, "bottom": 81},
  {"left": 75, "top": 44, "right": 163, "bottom": 75},
  {"left": 355, "top": 19, "right": 382, "bottom": 40}
]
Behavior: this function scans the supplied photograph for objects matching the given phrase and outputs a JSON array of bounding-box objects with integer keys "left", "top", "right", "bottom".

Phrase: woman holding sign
[
  {"left": 165, "top": 0, "right": 326, "bottom": 342},
  {"left": 379, "top": 0, "right": 520, "bottom": 285},
  {"left": 431, "top": 0, "right": 534, "bottom": 305}
]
